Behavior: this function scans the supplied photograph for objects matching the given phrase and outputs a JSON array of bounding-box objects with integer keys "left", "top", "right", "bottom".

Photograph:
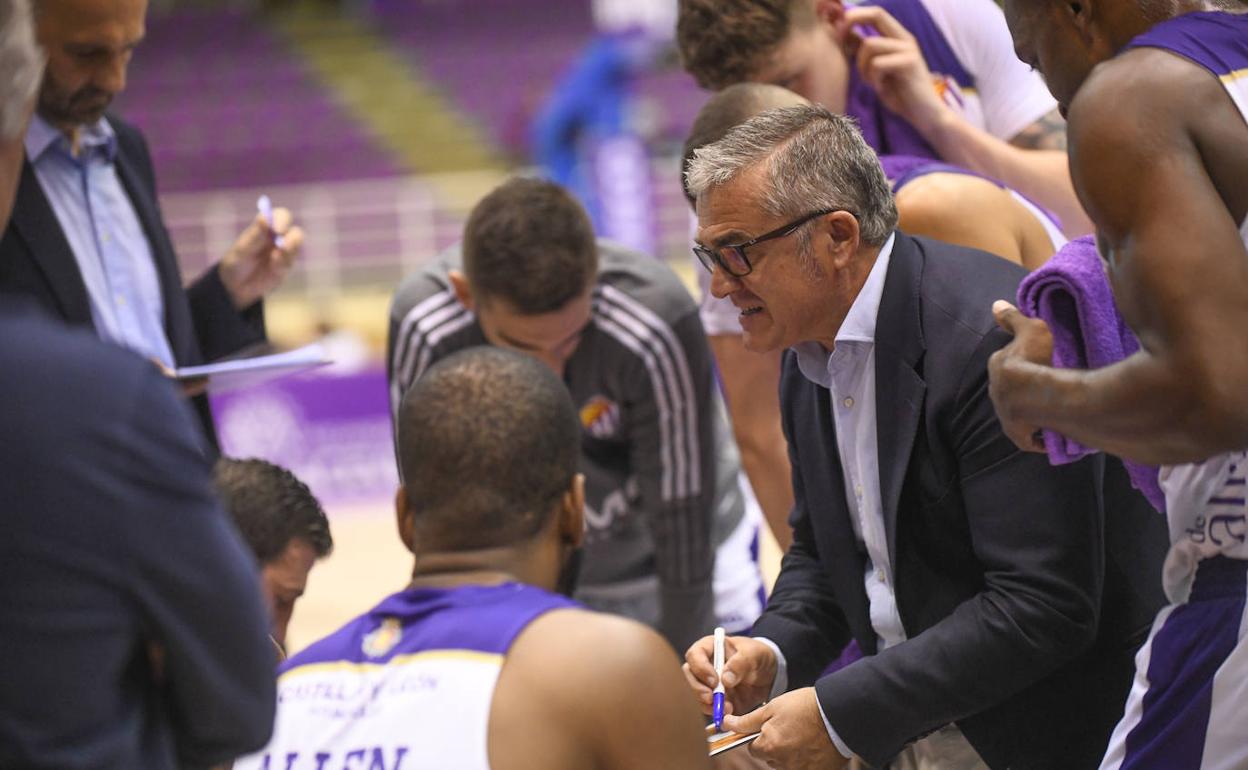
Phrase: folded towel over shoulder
[{"left": 1016, "top": 236, "right": 1165, "bottom": 511}]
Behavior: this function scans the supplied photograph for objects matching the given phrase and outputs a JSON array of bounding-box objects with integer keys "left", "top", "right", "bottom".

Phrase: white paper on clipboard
[{"left": 174, "top": 342, "right": 331, "bottom": 394}]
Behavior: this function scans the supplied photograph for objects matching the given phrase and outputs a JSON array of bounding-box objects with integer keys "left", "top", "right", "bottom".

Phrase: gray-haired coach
[{"left": 681, "top": 105, "right": 1163, "bottom": 770}]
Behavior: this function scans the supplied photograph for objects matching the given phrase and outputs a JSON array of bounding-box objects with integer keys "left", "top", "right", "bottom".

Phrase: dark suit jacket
[
  {"left": 0, "top": 305, "right": 275, "bottom": 769},
  {"left": 752, "top": 232, "right": 1166, "bottom": 769},
  {"left": 0, "top": 115, "right": 265, "bottom": 447}
]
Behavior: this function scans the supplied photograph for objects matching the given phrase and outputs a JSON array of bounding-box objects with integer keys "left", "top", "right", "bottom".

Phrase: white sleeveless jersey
[
  {"left": 1125, "top": 11, "right": 1248, "bottom": 603},
  {"left": 233, "top": 583, "right": 576, "bottom": 770}
]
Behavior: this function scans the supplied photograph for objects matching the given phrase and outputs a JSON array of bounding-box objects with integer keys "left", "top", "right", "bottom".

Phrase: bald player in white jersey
[
  {"left": 234, "top": 347, "right": 710, "bottom": 770},
  {"left": 685, "top": 82, "right": 1067, "bottom": 547}
]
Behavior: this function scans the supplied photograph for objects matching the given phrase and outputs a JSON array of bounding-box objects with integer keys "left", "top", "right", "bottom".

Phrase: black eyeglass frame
[{"left": 692, "top": 208, "right": 847, "bottom": 277}]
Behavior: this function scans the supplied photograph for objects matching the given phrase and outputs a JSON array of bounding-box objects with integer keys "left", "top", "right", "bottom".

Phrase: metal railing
[{"left": 160, "top": 158, "right": 695, "bottom": 300}]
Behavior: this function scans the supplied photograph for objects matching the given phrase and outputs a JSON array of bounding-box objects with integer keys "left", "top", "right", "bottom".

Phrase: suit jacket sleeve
[
  {"left": 815, "top": 328, "right": 1104, "bottom": 766},
  {"left": 118, "top": 369, "right": 276, "bottom": 765},
  {"left": 186, "top": 265, "right": 265, "bottom": 363},
  {"left": 750, "top": 354, "right": 854, "bottom": 686}
]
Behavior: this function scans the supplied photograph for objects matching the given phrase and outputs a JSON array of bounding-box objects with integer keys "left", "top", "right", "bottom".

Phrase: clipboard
[{"left": 707, "top": 725, "right": 761, "bottom": 757}]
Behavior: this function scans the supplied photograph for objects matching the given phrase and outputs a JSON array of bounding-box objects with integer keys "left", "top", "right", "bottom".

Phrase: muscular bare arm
[
  {"left": 988, "top": 50, "right": 1248, "bottom": 465},
  {"left": 491, "top": 609, "right": 712, "bottom": 770},
  {"left": 708, "top": 336, "right": 793, "bottom": 551}
]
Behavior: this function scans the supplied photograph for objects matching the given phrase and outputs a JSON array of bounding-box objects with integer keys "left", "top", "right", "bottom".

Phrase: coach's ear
[
  {"left": 820, "top": 210, "right": 862, "bottom": 271},
  {"left": 448, "top": 270, "right": 474, "bottom": 311},
  {"left": 395, "top": 487, "right": 417, "bottom": 555},
  {"left": 559, "top": 473, "right": 586, "bottom": 549}
]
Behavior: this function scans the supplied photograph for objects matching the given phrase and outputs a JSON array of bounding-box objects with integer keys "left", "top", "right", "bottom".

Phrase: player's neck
[{"left": 406, "top": 546, "right": 553, "bottom": 592}]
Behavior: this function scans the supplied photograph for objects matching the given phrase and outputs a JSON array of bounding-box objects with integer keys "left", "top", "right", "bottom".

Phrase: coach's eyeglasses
[{"left": 692, "top": 208, "right": 844, "bottom": 277}]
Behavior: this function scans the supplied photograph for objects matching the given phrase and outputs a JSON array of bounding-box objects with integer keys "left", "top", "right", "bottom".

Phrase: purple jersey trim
[
  {"left": 848, "top": 0, "right": 975, "bottom": 159},
  {"left": 280, "top": 582, "right": 579, "bottom": 672},
  {"left": 1120, "top": 557, "right": 1247, "bottom": 770},
  {"left": 879, "top": 154, "right": 991, "bottom": 193},
  {"left": 1123, "top": 11, "right": 1248, "bottom": 78}
]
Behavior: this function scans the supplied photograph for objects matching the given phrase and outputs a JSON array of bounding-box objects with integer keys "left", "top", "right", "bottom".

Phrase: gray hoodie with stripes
[{"left": 387, "top": 240, "right": 751, "bottom": 652}]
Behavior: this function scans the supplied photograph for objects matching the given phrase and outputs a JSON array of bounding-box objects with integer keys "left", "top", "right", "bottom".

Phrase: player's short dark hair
[
  {"left": 677, "top": 0, "right": 814, "bottom": 91},
  {"left": 682, "top": 82, "right": 806, "bottom": 204},
  {"left": 213, "top": 458, "right": 333, "bottom": 564},
  {"left": 397, "top": 346, "right": 580, "bottom": 551},
  {"left": 463, "top": 177, "right": 598, "bottom": 315}
]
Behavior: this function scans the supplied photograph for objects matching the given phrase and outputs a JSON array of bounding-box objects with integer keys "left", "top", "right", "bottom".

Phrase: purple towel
[{"left": 1017, "top": 236, "right": 1165, "bottom": 511}]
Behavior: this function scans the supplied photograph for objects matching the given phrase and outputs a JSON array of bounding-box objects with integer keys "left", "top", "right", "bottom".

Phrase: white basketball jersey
[{"left": 233, "top": 583, "right": 576, "bottom": 770}]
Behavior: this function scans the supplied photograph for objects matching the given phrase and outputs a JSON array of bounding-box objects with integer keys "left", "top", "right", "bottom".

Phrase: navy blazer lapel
[
  {"left": 874, "top": 233, "right": 927, "bottom": 568},
  {"left": 801, "top": 369, "right": 876, "bottom": 652},
  {"left": 9, "top": 159, "right": 93, "bottom": 326}
]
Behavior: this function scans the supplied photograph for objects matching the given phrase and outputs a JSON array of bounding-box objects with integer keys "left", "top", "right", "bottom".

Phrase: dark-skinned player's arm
[
  {"left": 989, "top": 53, "right": 1248, "bottom": 466},
  {"left": 492, "top": 609, "right": 712, "bottom": 770}
]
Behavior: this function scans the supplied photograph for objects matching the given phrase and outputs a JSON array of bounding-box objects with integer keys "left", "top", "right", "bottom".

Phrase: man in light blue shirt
[{"left": 0, "top": 0, "right": 304, "bottom": 445}]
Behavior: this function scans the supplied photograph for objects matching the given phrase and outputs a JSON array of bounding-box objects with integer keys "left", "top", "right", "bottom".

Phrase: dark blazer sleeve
[
  {"left": 185, "top": 265, "right": 265, "bottom": 363},
  {"left": 816, "top": 328, "right": 1104, "bottom": 766},
  {"left": 750, "top": 354, "right": 854, "bottom": 686},
  {"left": 117, "top": 367, "right": 276, "bottom": 765}
]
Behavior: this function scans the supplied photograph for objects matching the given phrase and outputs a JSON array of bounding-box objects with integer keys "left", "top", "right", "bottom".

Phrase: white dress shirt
[
  {"left": 792, "top": 235, "right": 905, "bottom": 653},
  {"left": 759, "top": 232, "right": 899, "bottom": 759},
  {"left": 759, "top": 233, "right": 982, "bottom": 766}
]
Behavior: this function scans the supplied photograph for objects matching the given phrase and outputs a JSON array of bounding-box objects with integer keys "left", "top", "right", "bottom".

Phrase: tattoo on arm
[{"left": 1010, "top": 108, "right": 1069, "bottom": 151}]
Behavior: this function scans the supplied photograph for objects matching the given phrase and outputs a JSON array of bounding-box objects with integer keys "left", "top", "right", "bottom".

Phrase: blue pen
[
  {"left": 713, "top": 626, "right": 726, "bottom": 731},
  {"left": 256, "top": 194, "right": 287, "bottom": 249}
]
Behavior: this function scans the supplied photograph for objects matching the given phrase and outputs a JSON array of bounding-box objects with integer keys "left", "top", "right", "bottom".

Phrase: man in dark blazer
[
  {"left": 0, "top": 2, "right": 275, "bottom": 766},
  {"left": 0, "top": 0, "right": 303, "bottom": 446},
  {"left": 682, "top": 104, "right": 1164, "bottom": 770}
]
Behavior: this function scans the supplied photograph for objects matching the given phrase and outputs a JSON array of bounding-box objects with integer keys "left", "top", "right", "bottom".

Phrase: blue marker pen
[
  {"left": 713, "top": 626, "right": 726, "bottom": 732},
  {"left": 256, "top": 194, "right": 287, "bottom": 249}
]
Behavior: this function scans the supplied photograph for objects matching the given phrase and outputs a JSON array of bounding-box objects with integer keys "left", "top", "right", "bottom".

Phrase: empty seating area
[
  {"left": 114, "top": 1, "right": 707, "bottom": 193},
  {"left": 113, "top": 8, "right": 401, "bottom": 192}
]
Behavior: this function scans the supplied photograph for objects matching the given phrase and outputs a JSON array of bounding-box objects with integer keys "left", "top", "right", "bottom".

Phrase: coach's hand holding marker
[
  {"left": 257, "top": 194, "right": 286, "bottom": 249},
  {"left": 219, "top": 195, "right": 304, "bottom": 311},
  {"left": 682, "top": 633, "right": 777, "bottom": 721}
]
